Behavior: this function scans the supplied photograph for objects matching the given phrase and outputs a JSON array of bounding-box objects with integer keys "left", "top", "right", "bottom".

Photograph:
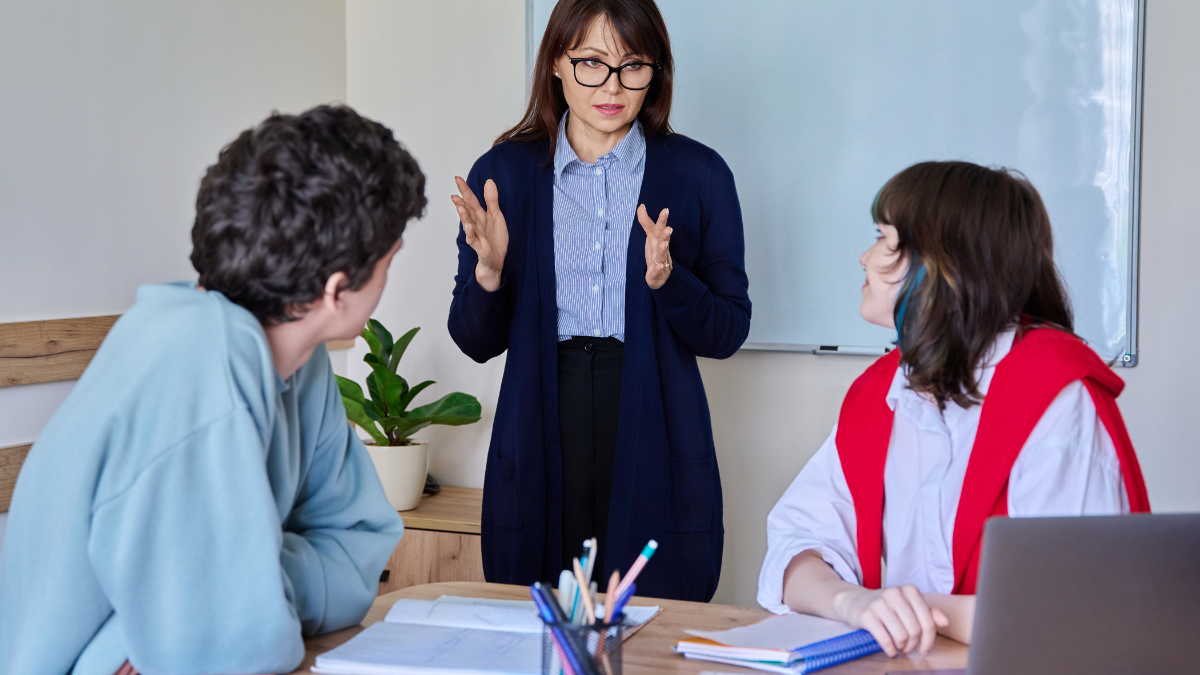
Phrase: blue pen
[
  {"left": 532, "top": 583, "right": 599, "bottom": 675},
  {"left": 609, "top": 581, "right": 637, "bottom": 619}
]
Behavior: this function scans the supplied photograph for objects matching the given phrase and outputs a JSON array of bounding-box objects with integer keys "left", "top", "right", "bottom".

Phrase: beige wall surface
[
  {"left": 344, "top": 0, "right": 527, "bottom": 489},
  {"left": 1115, "top": 0, "right": 1200, "bottom": 515}
]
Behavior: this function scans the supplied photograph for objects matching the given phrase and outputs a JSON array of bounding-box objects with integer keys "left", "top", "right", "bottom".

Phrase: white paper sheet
[
  {"left": 685, "top": 612, "right": 858, "bottom": 650},
  {"left": 383, "top": 596, "right": 660, "bottom": 634},
  {"left": 315, "top": 595, "right": 662, "bottom": 675},
  {"left": 312, "top": 622, "right": 542, "bottom": 675}
]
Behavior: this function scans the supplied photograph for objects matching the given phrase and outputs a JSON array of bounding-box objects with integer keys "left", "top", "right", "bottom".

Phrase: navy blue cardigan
[{"left": 448, "top": 133, "right": 750, "bottom": 602}]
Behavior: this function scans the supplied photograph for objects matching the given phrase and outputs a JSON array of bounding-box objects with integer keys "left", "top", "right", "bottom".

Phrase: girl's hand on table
[{"left": 832, "top": 584, "right": 950, "bottom": 657}]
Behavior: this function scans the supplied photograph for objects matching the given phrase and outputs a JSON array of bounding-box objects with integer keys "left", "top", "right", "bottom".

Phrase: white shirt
[{"left": 757, "top": 330, "right": 1129, "bottom": 613}]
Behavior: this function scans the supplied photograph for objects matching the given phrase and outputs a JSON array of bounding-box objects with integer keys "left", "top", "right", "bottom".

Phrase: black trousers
[{"left": 557, "top": 336, "right": 623, "bottom": 583}]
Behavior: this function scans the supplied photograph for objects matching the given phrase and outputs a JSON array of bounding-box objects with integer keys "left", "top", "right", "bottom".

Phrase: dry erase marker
[
  {"left": 613, "top": 539, "right": 657, "bottom": 599},
  {"left": 583, "top": 537, "right": 598, "bottom": 583}
]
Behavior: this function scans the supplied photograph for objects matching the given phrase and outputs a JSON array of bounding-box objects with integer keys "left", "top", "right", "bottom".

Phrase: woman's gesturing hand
[
  {"left": 833, "top": 585, "right": 950, "bottom": 657},
  {"left": 452, "top": 176, "right": 509, "bottom": 292},
  {"left": 638, "top": 204, "right": 672, "bottom": 290}
]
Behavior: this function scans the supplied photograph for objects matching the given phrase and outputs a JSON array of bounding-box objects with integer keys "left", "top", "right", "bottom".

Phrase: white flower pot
[{"left": 366, "top": 440, "right": 429, "bottom": 512}]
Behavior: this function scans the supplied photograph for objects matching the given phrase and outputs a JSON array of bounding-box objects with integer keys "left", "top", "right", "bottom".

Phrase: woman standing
[{"left": 448, "top": 0, "right": 749, "bottom": 602}]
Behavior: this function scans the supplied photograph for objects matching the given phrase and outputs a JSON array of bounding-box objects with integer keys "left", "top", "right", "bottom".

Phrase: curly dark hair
[{"left": 191, "top": 104, "right": 426, "bottom": 324}]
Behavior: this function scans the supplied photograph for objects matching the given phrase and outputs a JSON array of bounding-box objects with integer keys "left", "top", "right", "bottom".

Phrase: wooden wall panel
[
  {"left": 0, "top": 443, "right": 32, "bottom": 512},
  {"left": 377, "top": 530, "right": 484, "bottom": 596},
  {"left": 0, "top": 316, "right": 119, "bottom": 387},
  {"left": 0, "top": 315, "right": 357, "bottom": 389}
]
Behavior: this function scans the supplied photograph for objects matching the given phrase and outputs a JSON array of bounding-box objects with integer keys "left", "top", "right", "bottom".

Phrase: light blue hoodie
[{"left": 0, "top": 282, "right": 404, "bottom": 674}]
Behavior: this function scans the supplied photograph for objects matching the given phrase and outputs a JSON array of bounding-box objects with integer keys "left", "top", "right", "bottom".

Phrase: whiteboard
[{"left": 529, "top": 0, "right": 1143, "bottom": 363}]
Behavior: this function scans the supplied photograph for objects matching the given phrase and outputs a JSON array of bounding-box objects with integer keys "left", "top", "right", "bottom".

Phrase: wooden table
[
  {"left": 377, "top": 486, "right": 484, "bottom": 595},
  {"left": 292, "top": 581, "right": 969, "bottom": 675}
]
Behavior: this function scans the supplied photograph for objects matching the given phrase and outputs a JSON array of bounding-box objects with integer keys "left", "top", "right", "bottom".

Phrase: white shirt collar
[{"left": 885, "top": 328, "right": 1018, "bottom": 412}]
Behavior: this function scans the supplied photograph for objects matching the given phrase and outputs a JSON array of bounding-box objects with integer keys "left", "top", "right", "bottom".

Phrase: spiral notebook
[{"left": 674, "top": 612, "right": 881, "bottom": 674}]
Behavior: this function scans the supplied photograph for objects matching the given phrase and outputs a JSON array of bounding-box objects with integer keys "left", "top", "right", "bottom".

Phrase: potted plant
[{"left": 335, "top": 319, "right": 481, "bottom": 511}]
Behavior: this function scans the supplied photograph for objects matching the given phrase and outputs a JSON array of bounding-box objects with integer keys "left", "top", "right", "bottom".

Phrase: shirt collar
[
  {"left": 553, "top": 111, "right": 646, "bottom": 178},
  {"left": 884, "top": 327, "right": 1018, "bottom": 412}
]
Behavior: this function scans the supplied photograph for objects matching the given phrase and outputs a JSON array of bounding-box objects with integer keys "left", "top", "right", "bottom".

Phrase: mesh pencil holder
[{"left": 541, "top": 615, "right": 626, "bottom": 675}]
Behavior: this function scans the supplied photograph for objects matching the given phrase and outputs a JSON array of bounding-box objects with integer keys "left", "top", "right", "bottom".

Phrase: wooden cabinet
[{"left": 377, "top": 486, "right": 485, "bottom": 595}]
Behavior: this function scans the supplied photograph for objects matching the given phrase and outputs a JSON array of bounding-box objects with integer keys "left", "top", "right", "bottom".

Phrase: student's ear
[{"left": 322, "top": 271, "right": 350, "bottom": 315}]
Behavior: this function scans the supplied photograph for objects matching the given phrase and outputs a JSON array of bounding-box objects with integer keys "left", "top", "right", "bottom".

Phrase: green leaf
[
  {"left": 362, "top": 326, "right": 383, "bottom": 361},
  {"left": 369, "top": 363, "right": 408, "bottom": 416},
  {"left": 379, "top": 417, "right": 434, "bottom": 445},
  {"left": 335, "top": 375, "right": 366, "bottom": 405},
  {"left": 406, "top": 392, "right": 482, "bottom": 427},
  {"left": 394, "top": 420, "right": 433, "bottom": 444},
  {"left": 388, "top": 327, "right": 420, "bottom": 374},
  {"left": 397, "top": 379, "right": 436, "bottom": 413},
  {"left": 368, "top": 319, "right": 394, "bottom": 362},
  {"left": 362, "top": 399, "right": 387, "bottom": 421},
  {"left": 363, "top": 352, "right": 384, "bottom": 368},
  {"left": 343, "top": 398, "right": 388, "bottom": 445},
  {"left": 366, "top": 371, "right": 384, "bottom": 409}
]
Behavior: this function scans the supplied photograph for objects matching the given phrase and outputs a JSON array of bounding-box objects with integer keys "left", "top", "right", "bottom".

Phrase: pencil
[
  {"left": 612, "top": 539, "right": 657, "bottom": 601},
  {"left": 572, "top": 558, "right": 596, "bottom": 624}
]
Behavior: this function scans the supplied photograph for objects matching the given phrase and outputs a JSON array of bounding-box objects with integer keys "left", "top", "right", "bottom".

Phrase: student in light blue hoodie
[{"left": 0, "top": 105, "right": 425, "bottom": 675}]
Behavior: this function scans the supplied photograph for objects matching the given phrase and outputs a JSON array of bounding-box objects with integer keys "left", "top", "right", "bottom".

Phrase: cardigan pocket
[
  {"left": 488, "top": 455, "right": 523, "bottom": 529},
  {"left": 666, "top": 456, "right": 714, "bottom": 532}
]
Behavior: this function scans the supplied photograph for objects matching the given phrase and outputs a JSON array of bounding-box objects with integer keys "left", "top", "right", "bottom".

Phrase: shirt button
[
  {"left": 594, "top": 329, "right": 602, "bottom": 337},
  {"left": 594, "top": 241, "right": 601, "bottom": 250},
  {"left": 597, "top": 208, "right": 605, "bottom": 217},
  {"left": 592, "top": 285, "right": 599, "bottom": 293},
  {"left": 595, "top": 167, "right": 603, "bottom": 176}
]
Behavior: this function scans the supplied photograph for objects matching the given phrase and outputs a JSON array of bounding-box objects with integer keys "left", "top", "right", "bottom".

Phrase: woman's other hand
[
  {"left": 453, "top": 176, "right": 509, "bottom": 292},
  {"left": 832, "top": 585, "right": 950, "bottom": 657},
  {"left": 638, "top": 204, "right": 672, "bottom": 289}
]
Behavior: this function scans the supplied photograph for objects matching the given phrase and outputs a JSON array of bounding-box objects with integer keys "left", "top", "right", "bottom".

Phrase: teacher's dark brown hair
[
  {"left": 874, "top": 161, "right": 1075, "bottom": 409},
  {"left": 496, "top": 0, "right": 674, "bottom": 164}
]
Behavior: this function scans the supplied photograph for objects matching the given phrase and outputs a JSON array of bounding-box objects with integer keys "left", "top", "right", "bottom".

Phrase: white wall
[{"left": 345, "top": 0, "right": 527, "bottom": 488}]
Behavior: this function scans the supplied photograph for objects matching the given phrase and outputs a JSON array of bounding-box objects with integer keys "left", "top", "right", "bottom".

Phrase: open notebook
[
  {"left": 674, "top": 612, "right": 881, "bottom": 674},
  {"left": 313, "top": 595, "right": 661, "bottom": 675}
]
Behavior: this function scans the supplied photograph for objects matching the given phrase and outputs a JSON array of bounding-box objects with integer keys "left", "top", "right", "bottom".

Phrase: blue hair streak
[{"left": 894, "top": 263, "right": 927, "bottom": 345}]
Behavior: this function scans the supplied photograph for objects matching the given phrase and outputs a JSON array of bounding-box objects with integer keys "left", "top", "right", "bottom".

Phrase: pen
[
  {"left": 583, "top": 536, "right": 598, "bottom": 583},
  {"left": 532, "top": 583, "right": 596, "bottom": 675},
  {"left": 531, "top": 596, "right": 578, "bottom": 675},
  {"left": 610, "top": 582, "right": 637, "bottom": 619},
  {"left": 612, "top": 539, "right": 657, "bottom": 600}
]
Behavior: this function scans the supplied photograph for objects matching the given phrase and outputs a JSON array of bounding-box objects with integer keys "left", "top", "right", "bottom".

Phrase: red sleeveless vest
[{"left": 835, "top": 329, "right": 1150, "bottom": 595}]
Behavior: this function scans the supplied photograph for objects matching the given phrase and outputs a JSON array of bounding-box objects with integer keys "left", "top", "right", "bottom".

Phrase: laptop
[{"left": 951, "top": 514, "right": 1200, "bottom": 675}]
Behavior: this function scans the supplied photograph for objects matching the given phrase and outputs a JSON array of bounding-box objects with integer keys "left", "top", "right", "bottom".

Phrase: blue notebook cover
[{"left": 791, "top": 628, "right": 882, "bottom": 673}]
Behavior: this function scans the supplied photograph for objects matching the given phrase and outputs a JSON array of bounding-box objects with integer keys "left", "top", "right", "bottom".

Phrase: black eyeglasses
[{"left": 567, "top": 56, "right": 660, "bottom": 90}]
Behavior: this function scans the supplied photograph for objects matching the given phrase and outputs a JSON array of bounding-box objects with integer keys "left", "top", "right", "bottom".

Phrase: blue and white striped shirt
[{"left": 553, "top": 114, "right": 647, "bottom": 342}]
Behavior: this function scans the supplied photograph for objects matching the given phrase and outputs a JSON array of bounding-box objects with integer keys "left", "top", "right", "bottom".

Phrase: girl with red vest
[{"left": 756, "top": 161, "right": 1150, "bottom": 657}]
